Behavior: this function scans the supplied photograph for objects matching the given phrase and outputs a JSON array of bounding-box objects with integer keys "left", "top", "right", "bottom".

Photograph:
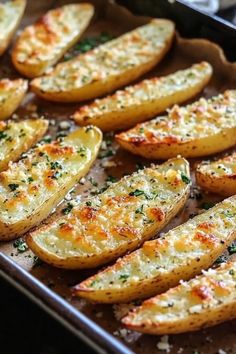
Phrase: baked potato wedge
[
  {"left": 73, "top": 62, "right": 212, "bottom": 131},
  {"left": 12, "top": 3, "right": 94, "bottom": 78},
  {"left": 27, "top": 157, "right": 190, "bottom": 269},
  {"left": 0, "top": 79, "right": 28, "bottom": 120},
  {"left": 0, "top": 119, "right": 48, "bottom": 172},
  {"left": 30, "top": 19, "right": 175, "bottom": 102},
  {"left": 0, "top": 126, "right": 102, "bottom": 241},
  {"left": 122, "top": 260, "right": 236, "bottom": 334},
  {"left": 196, "top": 152, "right": 236, "bottom": 196},
  {"left": 0, "top": 0, "right": 26, "bottom": 56},
  {"left": 116, "top": 90, "right": 236, "bottom": 159},
  {"left": 74, "top": 196, "right": 236, "bottom": 303}
]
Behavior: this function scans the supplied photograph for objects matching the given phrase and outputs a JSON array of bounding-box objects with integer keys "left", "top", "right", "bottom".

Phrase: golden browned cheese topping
[{"left": 117, "top": 90, "right": 236, "bottom": 145}]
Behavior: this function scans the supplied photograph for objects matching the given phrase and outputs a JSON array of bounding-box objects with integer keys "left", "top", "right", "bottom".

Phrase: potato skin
[
  {"left": 12, "top": 3, "right": 94, "bottom": 78},
  {"left": 0, "top": 79, "right": 28, "bottom": 120},
  {"left": 122, "top": 261, "right": 236, "bottom": 335},
  {"left": 27, "top": 157, "right": 190, "bottom": 269},
  {"left": 74, "top": 196, "right": 236, "bottom": 303},
  {"left": 116, "top": 90, "right": 236, "bottom": 159},
  {"left": 0, "top": 126, "right": 102, "bottom": 241},
  {"left": 196, "top": 153, "right": 236, "bottom": 196},
  {"left": 0, "top": 0, "right": 26, "bottom": 56},
  {"left": 0, "top": 119, "right": 48, "bottom": 172},
  {"left": 30, "top": 20, "right": 175, "bottom": 102},
  {"left": 73, "top": 62, "right": 212, "bottom": 131}
]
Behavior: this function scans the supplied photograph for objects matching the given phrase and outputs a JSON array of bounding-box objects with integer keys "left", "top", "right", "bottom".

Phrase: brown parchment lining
[{"left": 0, "top": 0, "right": 236, "bottom": 353}]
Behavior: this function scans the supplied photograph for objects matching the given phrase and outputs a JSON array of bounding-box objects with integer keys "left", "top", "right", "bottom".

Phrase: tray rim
[
  {"left": 0, "top": 253, "right": 134, "bottom": 354},
  {"left": 1, "top": 1, "right": 236, "bottom": 354}
]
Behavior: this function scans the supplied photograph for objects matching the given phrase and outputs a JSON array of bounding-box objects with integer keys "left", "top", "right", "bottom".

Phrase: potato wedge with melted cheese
[
  {"left": 30, "top": 19, "right": 175, "bottom": 102},
  {"left": 196, "top": 153, "right": 236, "bottom": 196},
  {"left": 73, "top": 62, "right": 212, "bottom": 131},
  {"left": 12, "top": 3, "right": 94, "bottom": 78},
  {"left": 0, "top": 79, "right": 28, "bottom": 120},
  {"left": 0, "top": 119, "right": 48, "bottom": 172},
  {"left": 0, "top": 0, "right": 26, "bottom": 56},
  {"left": 116, "top": 90, "right": 236, "bottom": 159},
  {"left": 74, "top": 196, "right": 236, "bottom": 303},
  {"left": 122, "top": 260, "right": 236, "bottom": 334},
  {"left": 0, "top": 126, "right": 102, "bottom": 241},
  {"left": 27, "top": 157, "right": 190, "bottom": 269}
]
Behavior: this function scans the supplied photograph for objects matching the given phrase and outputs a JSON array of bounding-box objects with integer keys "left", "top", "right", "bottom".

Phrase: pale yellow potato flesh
[
  {"left": 74, "top": 196, "right": 236, "bottom": 303},
  {"left": 0, "top": 79, "right": 28, "bottom": 120},
  {"left": 73, "top": 62, "right": 212, "bottom": 131},
  {"left": 0, "top": 0, "right": 26, "bottom": 56},
  {"left": 12, "top": 3, "right": 94, "bottom": 78},
  {"left": 0, "top": 119, "right": 48, "bottom": 172},
  {"left": 116, "top": 90, "right": 236, "bottom": 159},
  {"left": 196, "top": 152, "right": 236, "bottom": 196},
  {"left": 0, "top": 126, "right": 102, "bottom": 241},
  {"left": 30, "top": 19, "right": 175, "bottom": 102},
  {"left": 27, "top": 157, "right": 190, "bottom": 269},
  {"left": 122, "top": 261, "right": 236, "bottom": 335}
]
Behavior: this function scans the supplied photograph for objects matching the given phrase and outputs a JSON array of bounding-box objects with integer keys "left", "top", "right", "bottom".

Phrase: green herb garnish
[
  {"left": 62, "top": 202, "right": 74, "bottom": 215},
  {"left": 13, "top": 238, "right": 28, "bottom": 253},
  {"left": 181, "top": 172, "right": 191, "bottom": 184},
  {"left": 8, "top": 183, "right": 19, "bottom": 191},
  {"left": 228, "top": 244, "right": 236, "bottom": 255},
  {"left": 119, "top": 274, "right": 129, "bottom": 283},
  {"left": 200, "top": 202, "right": 215, "bottom": 210},
  {"left": 129, "top": 189, "right": 145, "bottom": 197}
]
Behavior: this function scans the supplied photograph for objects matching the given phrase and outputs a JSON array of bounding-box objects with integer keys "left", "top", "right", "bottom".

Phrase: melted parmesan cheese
[
  {"left": 30, "top": 157, "right": 190, "bottom": 261},
  {"left": 81, "top": 196, "right": 236, "bottom": 290},
  {"left": 31, "top": 19, "right": 174, "bottom": 92},
  {"left": 13, "top": 3, "right": 94, "bottom": 76},
  {"left": 117, "top": 90, "right": 236, "bottom": 144},
  {"left": 74, "top": 62, "right": 212, "bottom": 124},
  {"left": 197, "top": 153, "right": 236, "bottom": 177},
  {"left": 0, "top": 127, "right": 101, "bottom": 225},
  {"left": 0, "top": 0, "right": 26, "bottom": 55},
  {"left": 0, "top": 119, "right": 48, "bottom": 171},
  {"left": 123, "top": 261, "right": 236, "bottom": 326}
]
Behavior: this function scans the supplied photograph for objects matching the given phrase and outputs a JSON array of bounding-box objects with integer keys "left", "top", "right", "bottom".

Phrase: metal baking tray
[{"left": 1, "top": 1, "right": 236, "bottom": 353}]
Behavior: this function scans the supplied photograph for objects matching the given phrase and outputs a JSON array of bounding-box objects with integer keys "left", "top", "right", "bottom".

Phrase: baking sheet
[{"left": 0, "top": 0, "right": 236, "bottom": 353}]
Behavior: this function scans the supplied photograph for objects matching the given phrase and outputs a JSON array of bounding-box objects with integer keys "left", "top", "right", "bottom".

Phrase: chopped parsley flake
[
  {"left": 180, "top": 172, "right": 191, "bottom": 184},
  {"left": 8, "top": 183, "right": 19, "bottom": 191},
  {"left": 50, "top": 161, "right": 62, "bottom": 170},
  {"left": 62, "top": 202, "right": 74, "bottom": 215},
  {"left": 135, "top": 205, "right": 145, "bottom": 215},
  {"left": 106, "top": 175, "right": 117, "bottom": 183},
  {"left": 119, "top": 274, "right": 129, "bottom": 282},
  {"left": 0, "top": 131, "right": 7, "bottom": 140},
  {"left": 228, "top": 244, "right": 236, "bottom": 255},
  {"left": 13, "top": 238, "right": 28, "bottom": 253},
  {"left": 200, "top": 202, "right": 215, "bottom": 210},
  {"left": 129, "top": 189, "right": 145, "bottom": 197}
]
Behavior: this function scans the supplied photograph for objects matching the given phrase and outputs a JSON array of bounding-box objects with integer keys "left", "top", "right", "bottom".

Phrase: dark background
[{"left": 1, "top": 4, "right": 236, "bottom": 354}]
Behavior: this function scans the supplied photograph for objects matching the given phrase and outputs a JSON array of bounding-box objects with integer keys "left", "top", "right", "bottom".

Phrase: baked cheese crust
[
  {"left": 75, "top": 196, "right": 236, "bottom": 303},
  {"left": 73, "top": 62, "right": 212, "bottom": 131},
  {"left": 196, "top": 153, "right": 236, "bottom": 196},
  {"left": 30, "top": 19, "right": 175, "bottom": 102},
  {"left": 0, "top": 0, "right": 26, "bottom": 56},
  {"left": 0, "top": 119, "right": 48, "bottom": 172},
  {"left": 12, "top": 3, "right": 94, "bottom": 77},
  {"left": 116, "top": 90, "right": 236, "bottom": 159},
  {"left": 122, "top": 261, "right": 236, "bottom": 334},
  {"left": 27, "top": 157, "right": 190, "bottom": 269},
  {"left": 0, "top": 126, "right": 102, "bottom": 241}
]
